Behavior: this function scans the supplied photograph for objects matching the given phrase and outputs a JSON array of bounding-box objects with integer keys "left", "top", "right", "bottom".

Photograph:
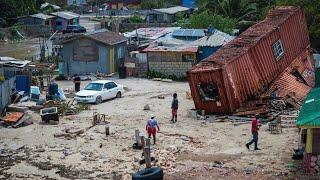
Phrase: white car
[{"left": 74, "top": 80, "right": 124, "bottom": 104}]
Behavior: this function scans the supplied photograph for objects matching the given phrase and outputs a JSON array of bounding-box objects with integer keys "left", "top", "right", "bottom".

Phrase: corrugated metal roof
[
  {"left": 51, "top": 11, "right": 79, "bottom": 20},
  {"left": 143, "top": 46, "right": 198, "bottom": 53},
  {"left": 154, "top": 6, "right": 190, "bottom": 14},
  {"left": 297, "top": 87, "right": 320, "bottom": 127},
  {"left": 191, "top": 30, "right": 234, "bottom": 47},
  {"left": 123, "top": 27, "right": 180, "bottom": 40},
  {"left": 193, "top": 6, "right": 301, "bottom": 68},
  {"left": 0, "top": 57, "right": 30, "bottom": 68},
  {"left": 30, "top": 13, "right": 55, "bottom": 20},
  {"left": 187, "top": 6, "right": 313, "bottom": 114},
  {"left": 172, "top": 29, "right": 205, "bottom": 38}
]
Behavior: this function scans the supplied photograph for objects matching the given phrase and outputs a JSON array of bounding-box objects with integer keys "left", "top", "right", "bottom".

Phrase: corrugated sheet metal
[{"left": 187, "top": 6, "right": 314, "bottom": 114}]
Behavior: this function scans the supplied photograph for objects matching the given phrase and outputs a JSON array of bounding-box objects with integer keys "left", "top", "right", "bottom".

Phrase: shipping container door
[{"left": 16, "top": 75, "right": 30, "bottom": 94}]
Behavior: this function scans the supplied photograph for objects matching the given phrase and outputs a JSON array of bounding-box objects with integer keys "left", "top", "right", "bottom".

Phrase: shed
[
  {"left": 51, "top": 11, "right": 80, "bottom": 31},
  {"left": 296, "top": 87, "right": 320, "bottom": 173},
  {"left": 18, "top": 13, "right": 56, "bottom": 32},
  {"left": 187, "top": 6, "right": 314, "bottom": 114},
  {"left": 147, "top": 6, "right": 191, "bottom": 23},
  {"left": 60, "top": 29, "right": 127, "bottom": 76}
]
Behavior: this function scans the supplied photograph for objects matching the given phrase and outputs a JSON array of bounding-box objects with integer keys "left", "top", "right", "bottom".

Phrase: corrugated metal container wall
[
  {"left": 188, "top": 7, "right": 312, "bottom": 114},
  {"left": 250, "top": 9, "right": 309, "bottom": 87},
  {"left": 187, "top": 68, "right": 231, "bottom": 113}
]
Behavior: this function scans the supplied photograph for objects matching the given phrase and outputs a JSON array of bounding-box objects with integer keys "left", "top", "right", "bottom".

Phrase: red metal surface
[{"left": 187, "top": 6, "right": 314, "bottom": 114}]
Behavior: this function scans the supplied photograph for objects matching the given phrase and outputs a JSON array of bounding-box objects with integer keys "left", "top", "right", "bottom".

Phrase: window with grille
[{"left": 272, "top": 40, "right": 284, "bottom": 61}]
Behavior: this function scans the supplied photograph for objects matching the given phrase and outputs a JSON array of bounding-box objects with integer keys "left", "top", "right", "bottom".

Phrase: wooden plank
[
  {"left": 135, "top": 129, "right": 141, "bottom": 146},
  {"left": 145, "top": 138, "right": 151, "bottom": 168}
]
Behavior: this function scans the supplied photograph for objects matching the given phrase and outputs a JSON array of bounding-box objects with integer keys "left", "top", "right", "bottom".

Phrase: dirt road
[{"left": 0, "top": 78, "right": 305, "bottom": 179}]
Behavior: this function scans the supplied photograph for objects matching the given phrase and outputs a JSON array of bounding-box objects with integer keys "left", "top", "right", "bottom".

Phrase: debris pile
[
  {"left": 54, "top": 127, "right": 84, "bottom": 140},
  {"left": 43, "top": 100, "right": 90, "bottom": 116},
  {"left": 153, "top": 146, "right": 179, "bottom": 173},
  {"left": 310, "top": 155, "right": 320, "bottom": 174}
]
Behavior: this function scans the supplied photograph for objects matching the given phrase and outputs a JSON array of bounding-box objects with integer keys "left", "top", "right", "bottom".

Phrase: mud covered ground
[{"left": 0, "top": 78, "right": 311, "bottom": 179}]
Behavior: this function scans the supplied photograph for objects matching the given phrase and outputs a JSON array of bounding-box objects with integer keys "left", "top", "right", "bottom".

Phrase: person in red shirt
[{"left": 246, "top": 115, "right": 261, "bottom": 150}]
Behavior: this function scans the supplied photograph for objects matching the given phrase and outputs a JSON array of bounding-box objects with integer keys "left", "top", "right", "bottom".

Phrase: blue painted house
[
  {"left": 51, "top": 11, "right": 80, "bottom": 31},
  {"left": 192, "top": 29, "right": 234, "bottom": 61},
  {"left": 60, "top": 29, "right": 127, "bottom": 76}
]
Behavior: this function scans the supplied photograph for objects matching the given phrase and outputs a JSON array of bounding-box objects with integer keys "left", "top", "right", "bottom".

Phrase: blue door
[{"left": 16, "top": 75, "right": 30, "bottom": 94}]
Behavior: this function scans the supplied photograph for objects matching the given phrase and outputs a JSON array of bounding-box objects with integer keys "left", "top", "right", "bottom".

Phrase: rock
[
  {"left": 243, "top": 167, "right": 256, "bottom": 174},
  {"left": 143, "top": 104, "right": 150, "bottom": 110},
  {"left": 134, "top": 156, "right": 140, "bottom": 162}
]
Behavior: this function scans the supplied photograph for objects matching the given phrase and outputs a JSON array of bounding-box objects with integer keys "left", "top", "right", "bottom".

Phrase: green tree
[
  {"left": 217, "top": 0, "right": 258, "bottom": 21},
  {"left": 178, "top": 11, "right": 237, "bottom": 34}
]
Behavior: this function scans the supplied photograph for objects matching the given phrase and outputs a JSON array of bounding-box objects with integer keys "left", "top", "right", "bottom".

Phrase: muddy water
[{"left": 0, "top": 38, "right": 52, "bottom": 60}]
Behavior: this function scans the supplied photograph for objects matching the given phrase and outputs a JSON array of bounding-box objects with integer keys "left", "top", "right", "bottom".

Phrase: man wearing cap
[
  {"left": 146, "top": 115, "right": 160, "bottom": 144},
  {"left": 246, "top": 115, "right": 261, "bottom": 150}
]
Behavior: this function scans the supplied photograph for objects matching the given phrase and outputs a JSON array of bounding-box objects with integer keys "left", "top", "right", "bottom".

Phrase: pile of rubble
[
  {"left": 310, "top": 155, "right": 320, "bottom": 174},
  {"left": 153, "top": 146, "right": 180, "bottom": 174}
]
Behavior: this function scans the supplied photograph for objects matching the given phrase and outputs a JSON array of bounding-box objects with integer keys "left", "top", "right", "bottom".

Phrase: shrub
[{"left": 146, "top": 70, "right": 188, "bottom": 82}]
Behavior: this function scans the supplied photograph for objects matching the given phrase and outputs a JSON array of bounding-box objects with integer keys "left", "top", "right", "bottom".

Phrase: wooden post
[
  {"left": 145, "top": 138, "right": 151, "bottom": 168},
  {"left": 105, "top": 125, "right": 110, "bottom": 136},
  {"left": 135, "top": 129, "right": 141, "bottom": 146},
  {"left": 93, "top": 113, "right": 98, "bottom": 126},
  {"left": 140, "top": 136, "right": 145, "bottom": 150}
]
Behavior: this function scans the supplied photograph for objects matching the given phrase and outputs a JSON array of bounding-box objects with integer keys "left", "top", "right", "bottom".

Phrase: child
[
  {"left": 171, "top": 93, "right": 178, "bottom": 123},
  {"left": 146, "top": 115, "right": 160, "bottom": 144}
]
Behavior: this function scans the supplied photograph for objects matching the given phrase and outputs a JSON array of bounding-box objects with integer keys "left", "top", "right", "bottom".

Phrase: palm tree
[{"left": 217, "top": 0, "right": 258, "bottom": 21}]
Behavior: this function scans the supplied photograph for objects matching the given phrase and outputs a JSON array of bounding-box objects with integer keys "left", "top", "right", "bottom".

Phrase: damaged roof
[{"left": 191, "top": 30, "right": 234, "bottom": 47}]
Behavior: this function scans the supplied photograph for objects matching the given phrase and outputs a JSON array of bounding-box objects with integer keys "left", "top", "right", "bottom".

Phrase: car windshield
[{"left": 84, "top": 83, "right": 103, "bottom": 91}]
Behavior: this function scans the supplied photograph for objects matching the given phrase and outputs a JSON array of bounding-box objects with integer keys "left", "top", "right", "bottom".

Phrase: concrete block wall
[{"left": 149, "top": 61, "right": 192, "bottom": 77}]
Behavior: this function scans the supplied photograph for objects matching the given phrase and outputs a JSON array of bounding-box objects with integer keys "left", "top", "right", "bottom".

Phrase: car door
[
  {"left": 109, "top": 82, "right": 118, "bottom": 98},
  {"left": 102, "top": 83, "right": 110, "bottom": 100}
]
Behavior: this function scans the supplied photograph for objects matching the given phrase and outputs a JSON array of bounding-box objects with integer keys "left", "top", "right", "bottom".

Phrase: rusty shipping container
[{"left": 187, "top": 6, "right": 315, "bottom": 114}]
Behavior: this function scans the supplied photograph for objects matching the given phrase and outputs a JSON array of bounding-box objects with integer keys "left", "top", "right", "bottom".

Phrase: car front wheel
[
  {"left": 116, "top": 92, "right": 121, "bottom": 98},
  {"left": 95, "top": 96, "right": 102, "bottom": 104}
]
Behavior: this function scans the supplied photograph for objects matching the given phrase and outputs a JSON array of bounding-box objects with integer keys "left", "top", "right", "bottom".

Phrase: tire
[
  {"left": 132, "top": 167, "right": 163, "bottom": 180},
  {"left": 116, "top": 92, "right": 121, "bottom": 98},
  {"left": 95, "top": 96, "right": 102, "bottom": 104}
]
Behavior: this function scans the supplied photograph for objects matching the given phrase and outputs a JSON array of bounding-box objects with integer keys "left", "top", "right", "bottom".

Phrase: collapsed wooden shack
[{"left": 187, "top": 6, "right": 314, "bottom": 114}]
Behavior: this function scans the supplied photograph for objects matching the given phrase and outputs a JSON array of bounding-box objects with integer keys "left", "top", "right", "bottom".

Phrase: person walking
[
  {"left": 73, "top": 75, "right": 81, "bottom": 92},
  {"left": 146, "top": 115, "right": 160, "bottom": 144},
  {"left": 171, "top": 93, "right": 178, "bottom": 123},
  {"left": 246, "top": 115, "right": 261, "bottom": 150}
]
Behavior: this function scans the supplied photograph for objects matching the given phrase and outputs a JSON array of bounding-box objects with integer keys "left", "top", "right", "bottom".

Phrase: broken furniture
[
  {"left": 40, "top": 107, "right": 59, "bottom": 123},
  {"left": 1, "top": 112, "right": 24, "bottom": 125},
  {"left": 268, "top": 120, "right": 282, "bottom": 134}
]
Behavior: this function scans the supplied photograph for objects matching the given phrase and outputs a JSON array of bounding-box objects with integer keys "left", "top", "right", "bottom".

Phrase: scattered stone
[{"left": 143, "top": 104, "right": 150, "bottom": 111}]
